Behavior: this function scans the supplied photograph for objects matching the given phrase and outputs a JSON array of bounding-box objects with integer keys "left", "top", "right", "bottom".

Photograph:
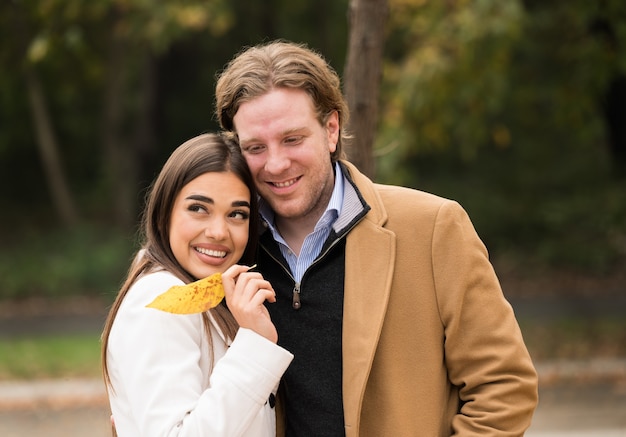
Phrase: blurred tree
[
  {"left": 6, "top": 1, "right": 81, "bottom": 227},
  {"left": 0, "top": 0, "right": 232, "bottom": 229},
  {"left": 94, "top": 0, "right": 233, "bottom": 228},
  {"left": 509, "top": 0, "right": 626, "bottom": 179},
  {"left": 0, "top": 0, "right": 350, "bottom": 232},
  {"left": 371, "top": 0, "right": 625, "bottom": 271},
  {"left": 344, "top": 0, "right": 389, "bottom": 178},
  {"left": 587, "top": 0, "right": 626, "bottom": 178},
  {"left": 376, "top": 0, "right": 626, "bottom": 184},
  {"left": 0, "top": 0, "right": 622, "bottom": 294},
  {"left": 377, "top": 0, "right": 524, "bottom": 184}
]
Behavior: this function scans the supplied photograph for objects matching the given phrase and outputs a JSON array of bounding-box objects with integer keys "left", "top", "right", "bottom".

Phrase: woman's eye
[
  {"left": 231, "top": 210, "right": 250, "bottom": 220},
  {"left": 188, "top": 204, "right": 206, "bottom": 213}
]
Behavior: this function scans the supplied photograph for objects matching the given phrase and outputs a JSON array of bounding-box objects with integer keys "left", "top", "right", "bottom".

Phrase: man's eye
[
  {"left": 244, "top": 144, "right": 265, "bottom": 154},
  {"left": 285, "top": 136, "right": 303, "bottom": 145}
]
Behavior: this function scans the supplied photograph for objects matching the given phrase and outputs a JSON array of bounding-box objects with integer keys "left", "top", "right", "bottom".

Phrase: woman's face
[{"left": 169, "top": 171, "right": 251, "bottom": 279}]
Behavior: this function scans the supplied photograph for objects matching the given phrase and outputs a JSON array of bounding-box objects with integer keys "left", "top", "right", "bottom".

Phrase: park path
[
  {"left": 1, "top": 294, "right": 625, "bottom": 435},
  {"left": 1, "top": 365, "right": 626, "bottom": 436}
]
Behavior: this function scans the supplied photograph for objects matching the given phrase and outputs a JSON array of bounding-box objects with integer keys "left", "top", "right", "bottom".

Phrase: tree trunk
[
  {"left": 101, "top": 26, "right": 135, "bottom": 229},
  {"left": 11, "top": 0, "right": 79, "bottom": 227},
  {"left": 343, "top": 0, "right": 388, "bottom": 179},
  {"left": 25, "top": 67, "right": 80, "bottom": 227},
  {"left": 589, "top": 15, "right": 626, "bottom": 179},
  {"left": 100, "top": 7, "right": 162, "bottom": 230},
  {"left": 604, "top": 75, "right": 626, "bottom": 179},
  {"left": 133, "top": 54, "right": 159, "bottom": 203}
]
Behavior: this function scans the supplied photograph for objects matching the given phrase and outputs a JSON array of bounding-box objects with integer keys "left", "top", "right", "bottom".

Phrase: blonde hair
[{"left": 215, "top": 40, "right": 350, "bottom": 162}]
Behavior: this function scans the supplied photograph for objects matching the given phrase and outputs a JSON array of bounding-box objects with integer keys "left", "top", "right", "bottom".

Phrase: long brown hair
[
  {"left": 215, "top": 39, "right": 350, "bottom": 163},
  {"left": 101, "top": 132, "right": 258, "bottom": 389}
]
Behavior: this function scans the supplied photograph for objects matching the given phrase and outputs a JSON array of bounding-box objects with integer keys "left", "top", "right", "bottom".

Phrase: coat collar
[{"left": 340, "top": 161, "right": 396, "bottom": 435}]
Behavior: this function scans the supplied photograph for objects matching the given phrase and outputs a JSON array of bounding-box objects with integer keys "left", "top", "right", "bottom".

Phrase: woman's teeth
[{"left": 195, "top": 247, "right": 226, "bottom": 258}]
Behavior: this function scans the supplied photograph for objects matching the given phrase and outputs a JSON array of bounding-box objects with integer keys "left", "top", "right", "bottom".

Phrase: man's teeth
[
  {"left": 195, "top": 247, "right": 227, "bottom": 258},
  {"left": 273, "top": 178, "right": 297, "bottom": 188}
]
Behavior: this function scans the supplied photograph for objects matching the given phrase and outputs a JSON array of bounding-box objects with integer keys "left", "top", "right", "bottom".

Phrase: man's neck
[{"left": 275, "top": 211, "right": 321, "bottom": 257}]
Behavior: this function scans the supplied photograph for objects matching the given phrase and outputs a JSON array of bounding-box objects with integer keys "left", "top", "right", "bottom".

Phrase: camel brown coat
[{"left": 278, "top": 161, "right": 538, "bottom": 436}]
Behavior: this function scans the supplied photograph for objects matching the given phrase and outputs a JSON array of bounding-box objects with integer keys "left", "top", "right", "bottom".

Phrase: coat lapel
[{"left": 341, "top": 163, "right": 396, "bottom": 435}]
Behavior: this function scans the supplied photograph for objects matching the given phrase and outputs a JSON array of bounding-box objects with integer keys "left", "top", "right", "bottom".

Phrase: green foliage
[
  {"left": 379, "top": 0, "right": 626, "bottom": 160},
  {"left": 0, "top": 225, "right": 135, "bottom": 300},
  {"left": 0, "top": 334, "right": 101, "bottom": 380},
  {"left": 381, "top": 0, "right": 524, "bottom": 159},
  {"left": 376, "top": 0, "right": 626, "bottom": 272},
  {"left": 0, "top": 0, "right": 623, "bottom": 300},
  {"left": 0, "top": 0, "right": 350, "bottom": 302},
  {"left": 103, "top": 0, "right": 233, "bottom": 54},
  {"left": 12, "top": 0, "right": 232, "bottom": 60}
]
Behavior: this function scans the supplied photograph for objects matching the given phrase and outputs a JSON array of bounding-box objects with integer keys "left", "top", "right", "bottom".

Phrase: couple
[{"left": 101, "top": 40, "right": 538, "bottom": 436}]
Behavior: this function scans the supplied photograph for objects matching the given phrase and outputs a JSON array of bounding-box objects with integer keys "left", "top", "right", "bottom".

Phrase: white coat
[{"left": 107, "top": 270, "right": 293, "bottom": 436}]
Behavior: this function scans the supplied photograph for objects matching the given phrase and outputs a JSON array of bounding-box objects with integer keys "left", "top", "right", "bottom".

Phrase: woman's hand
[{"left": 221, "top": 265, "right": 278, "bottom": 343}]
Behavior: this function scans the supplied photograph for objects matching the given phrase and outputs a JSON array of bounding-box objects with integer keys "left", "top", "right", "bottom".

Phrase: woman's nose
[{"left": 204, "top": 217, "right": 228, "bottom": 240}]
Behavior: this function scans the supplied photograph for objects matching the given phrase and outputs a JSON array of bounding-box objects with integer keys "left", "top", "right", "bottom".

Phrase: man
[{"left": 215, "top": 40, "right": 538, "bottom": 436}]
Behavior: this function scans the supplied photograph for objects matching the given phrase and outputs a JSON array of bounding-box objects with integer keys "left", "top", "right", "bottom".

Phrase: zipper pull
[{"left": 292, "top": 283, "right": 301, "bottom": 310}]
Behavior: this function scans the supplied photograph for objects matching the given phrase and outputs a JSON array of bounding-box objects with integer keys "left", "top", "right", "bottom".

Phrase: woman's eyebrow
[
  {"left": 186, "top": 195, "right": 250, "bottom": 209},
  {"left": 186, "top": 194, "right": 213, "bottom": 203},
  {"left": 232, "top": 200, "right": 251, "bottom": 208}
]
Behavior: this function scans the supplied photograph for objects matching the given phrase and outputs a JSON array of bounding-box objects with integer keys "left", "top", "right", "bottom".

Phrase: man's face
[{"left": 233, "top": 87, "right": 339, "bottom": 225}]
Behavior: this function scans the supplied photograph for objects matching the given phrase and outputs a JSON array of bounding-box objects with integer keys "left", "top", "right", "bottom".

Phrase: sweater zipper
[
  {"left": 292, "top": 283, "right": 301, "bottom": 309},
  {"left": 260, "top": 249, "right": 301, "bottom": 309},
  {"left": 288, "top": 236, "right": 347, "bottom": 310},
  {"left": 261, "top": 217, "right": 362, "bottom": 310}
]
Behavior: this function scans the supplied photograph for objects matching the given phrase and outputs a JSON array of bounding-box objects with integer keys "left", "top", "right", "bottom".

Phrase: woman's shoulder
[
  {"left": 134, "top": 269, "right": 183, "bottom": 289},
  {"left": 123, "top": 270, "right": 184, "bottom": 309},
  {"left": 110, "top": 270, "right": 203, "bottom": 345}
]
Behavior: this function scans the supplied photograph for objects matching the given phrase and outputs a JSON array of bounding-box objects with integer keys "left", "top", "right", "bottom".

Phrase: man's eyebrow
[
  {"left": 239, "top": 128, "right": 309, "bottom": 146},
  {"left": 238, "top": 137, "right": 259, "bottom": 147},
  {"left": 283, "top": 127, "right": 307, "bottom": 135}
]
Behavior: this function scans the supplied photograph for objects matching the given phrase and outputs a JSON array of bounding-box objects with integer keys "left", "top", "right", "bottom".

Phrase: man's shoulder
[
  {"left": 340, "top": 160, "right": 458, "bottom": 217},
  {"left": 374, "top": 183, "right": 452, "bottom": 209}
]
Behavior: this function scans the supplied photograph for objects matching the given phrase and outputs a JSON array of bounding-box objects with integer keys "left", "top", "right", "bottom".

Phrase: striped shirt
[{"left": 259, "top": 162, "right": 344, "bottom": 283}]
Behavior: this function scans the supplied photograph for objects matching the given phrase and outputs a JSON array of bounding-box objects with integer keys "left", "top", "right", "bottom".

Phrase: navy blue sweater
[{"left": 260, "top": 230, "right": 346, "bottom": 436}]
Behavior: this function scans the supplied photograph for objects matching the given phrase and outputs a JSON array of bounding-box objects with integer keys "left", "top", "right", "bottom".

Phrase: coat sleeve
[
  {"left": 107, "top": 273, "right": 293, "bottom": 436},
  {"left": 432, "top": 201, "right": 538, "bottom": 436}
]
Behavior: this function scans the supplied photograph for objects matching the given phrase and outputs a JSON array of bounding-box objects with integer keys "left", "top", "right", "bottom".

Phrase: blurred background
[{"left": 0, "top": 0, "right": 625, "bottom": 435}]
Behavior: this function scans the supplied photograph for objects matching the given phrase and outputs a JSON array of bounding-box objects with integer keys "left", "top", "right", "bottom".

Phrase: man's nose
[{"left": 264, "top": 147, "right": 290, "bottom": 174}]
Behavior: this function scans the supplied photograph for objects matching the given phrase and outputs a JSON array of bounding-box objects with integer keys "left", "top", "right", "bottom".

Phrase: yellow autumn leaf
[{"left": 146, "top": 273, "right": 224, "bottom": 314}]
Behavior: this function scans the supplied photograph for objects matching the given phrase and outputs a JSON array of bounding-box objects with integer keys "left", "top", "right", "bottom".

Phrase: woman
[{"left": 101, "top": 133, "right": 293, "bottom": 436}]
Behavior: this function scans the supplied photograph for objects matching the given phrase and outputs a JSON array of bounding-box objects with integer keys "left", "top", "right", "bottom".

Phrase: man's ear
[{"left": 326, "top": 111, "right": 340, "bottom": 153}]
